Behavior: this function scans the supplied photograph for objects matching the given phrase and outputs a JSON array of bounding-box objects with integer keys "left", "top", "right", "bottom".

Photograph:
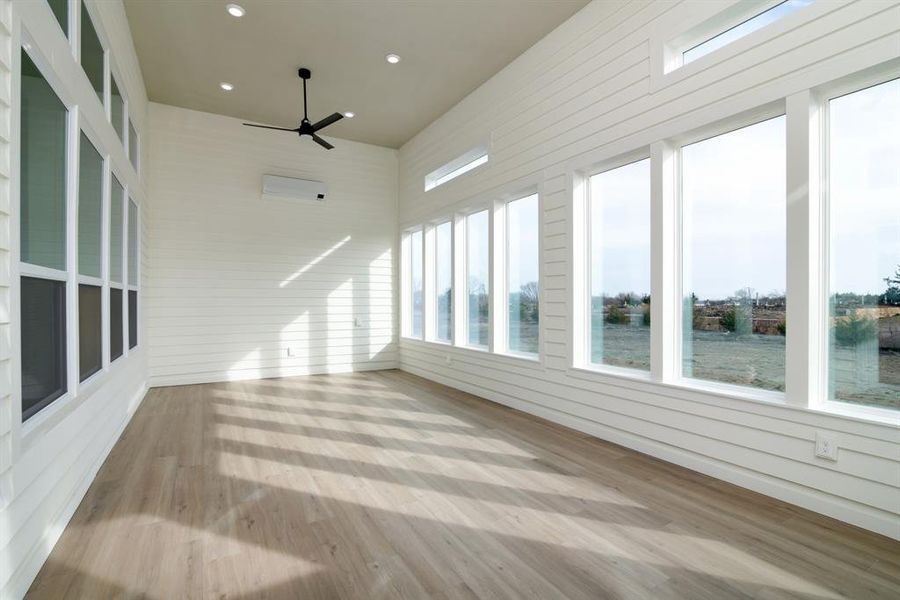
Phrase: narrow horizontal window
[
  {"left": 589, "top": 159, "right": 651, "bottom": 371},
  {"left": 47, "top": 0, "right": 68, "bottom": 37},
  {"left": 434, "top": 221, "right": 453, "bottom": 342},
  {"left": 507, "top": 194, "right": 540, "bottom": 356},
  {"left": 681, "top": 0, "right": 814, "bottom": 67},
  {"left": 425, "top": 145, "right": 488, "bottom": 192},
  {"left": 21, "top": 277, "right": 66, "bottom": 421},
  {"left": 79, "top": 284, "right": 102, "bottom": 381},
  {"left": 828, "top": 78, "right": 900, "bottom": 411},
  {"left": 681, "top": 116, "right": 786, "bottom": 392},
  {"left": 129, "top": 120, "right": 139, "bottom": 171},
  {"left": 466, "top": 210, "right": 490, "bottom": 348},
  {"left": 110, "top": 287, "right": 123, "bottom": 361}
]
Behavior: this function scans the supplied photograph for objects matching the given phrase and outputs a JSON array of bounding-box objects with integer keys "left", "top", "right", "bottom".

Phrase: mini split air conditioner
[{"left": 261, "top": 174, "right": 327, "bottom": 203}]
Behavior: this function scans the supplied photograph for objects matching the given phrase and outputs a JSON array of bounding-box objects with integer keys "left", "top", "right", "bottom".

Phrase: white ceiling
[{"left": 123, "top": 0, "right": 589, "bottom": 148}]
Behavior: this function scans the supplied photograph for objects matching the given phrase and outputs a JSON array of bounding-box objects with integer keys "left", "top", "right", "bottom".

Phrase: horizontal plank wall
[
  {"left": 397, "top": 0, "right": 900, "bottom": 538},
  {"left": 0, "top": 0, "right": 150, "bottom": 598},
  {"left": 146, "top": 103, "right": 399, "bottom": 386}
]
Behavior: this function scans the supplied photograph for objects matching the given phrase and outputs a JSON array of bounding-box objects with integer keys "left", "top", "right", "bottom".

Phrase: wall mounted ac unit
[{"left": 261, "top": 174, "right": 327, "bottom": 203}]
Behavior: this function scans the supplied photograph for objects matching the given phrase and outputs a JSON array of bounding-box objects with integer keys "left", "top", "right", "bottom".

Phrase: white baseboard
[
  {"left": 148, "top": 360, "right": 399, "bottom": 389},
  {"left": 399, "top": 364, "right": 900, "bottom": 541},
  {"left": 4, "top": 384, "right": 149, "bottom": 600}
]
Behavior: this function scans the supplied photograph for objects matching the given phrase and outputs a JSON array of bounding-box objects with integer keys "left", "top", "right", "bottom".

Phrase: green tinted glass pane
[
  {"left": 128, "top": 199, "right": 138, "bottom": 286},
  {"left": 110, "top": 287, "right": 123, "bottom": 361},
  {"left": 78, "top": 133, "right": 103, "bottom": 277},
  {"left": 21, "top": 49, "right": 67, "bottom": 270},
  {"left": 129, "top": 120, "right": 138, "bottom": 170},
  {"left": 81, "top": 2, "right": 104, "bottom": 102},
  {"left": 110, "top": 177, "right": 124, "bottom": 283},
  {"left": 111, "top": 76, "right": 124, "bottom": 142},
  {"left": 21, "top": 276, "right": 67, "bottom": 421},
  {"left": 47, "top": 0, "right": 68, "bottom": 36},
  {"left": 79, "top": 284, "right": 102, "bottom": 381}
]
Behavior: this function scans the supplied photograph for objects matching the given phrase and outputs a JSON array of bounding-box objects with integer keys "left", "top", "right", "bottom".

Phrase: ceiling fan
[{"left": 243, "top": 68, "right": 343, "bottom": 150}]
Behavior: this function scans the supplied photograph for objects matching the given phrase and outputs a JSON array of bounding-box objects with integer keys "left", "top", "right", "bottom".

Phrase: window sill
[
  {"left": 815, "top": 401, "right": 900, "bottom": 429},
  {"left": 670, "top": 376, "right": 787, "bottom": 405},
  {"left": 568, "top": 364, "right": 653, "bottom": 385}
]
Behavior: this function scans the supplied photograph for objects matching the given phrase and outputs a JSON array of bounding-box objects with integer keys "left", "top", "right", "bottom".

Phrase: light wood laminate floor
[{"left": 27, "top": 370, "right": 900, "bottom": 599}]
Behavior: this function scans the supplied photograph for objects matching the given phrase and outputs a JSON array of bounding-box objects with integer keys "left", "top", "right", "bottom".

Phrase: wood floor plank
[{"left": 25, "top": 370, "right": 900, "bottom": 599}]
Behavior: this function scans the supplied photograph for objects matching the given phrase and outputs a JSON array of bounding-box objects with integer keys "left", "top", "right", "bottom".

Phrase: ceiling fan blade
[
  {"left": 243, "top": 123, "right": 296, "bottom": 132},
  {"left": 311, "top": 112, "right": 343, "bottom": 132},
  {"left": 311, "top": 134, "right": 334, "bottom": 150}
]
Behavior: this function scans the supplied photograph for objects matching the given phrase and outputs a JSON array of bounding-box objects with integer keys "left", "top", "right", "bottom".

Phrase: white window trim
[
  {"left": 400, "top": 227, "right": 424, "bottom": 340},
  {"left": 427, "top": 218, "right": 455, "bottom": 345},
  {"left": 461, "top": 206, "right": 492, "bottom": 351},
  {"left": 424, "top": 143, "right": 489, "bottom": 192}
]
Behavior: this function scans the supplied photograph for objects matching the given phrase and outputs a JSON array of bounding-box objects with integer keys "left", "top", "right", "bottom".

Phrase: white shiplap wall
[
  {"left": 1, "top": 0, "right": 150, "bottom": 598},
  {"left": 397, "top": 0, "right": 900, "bottom": 539},
  {"left": 146, "top": 103, "right": 398, "bottom": 386}
]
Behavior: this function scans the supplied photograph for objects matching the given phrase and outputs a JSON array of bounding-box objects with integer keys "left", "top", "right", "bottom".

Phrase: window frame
[
  {"left": 816, "top": 70, "right": 900, "bottom": 421},
  {"left": 428, "top": 218, "right": 455, "bottom": 345},
  {"left": 462, "top": 206, "right": 492, "bottom": 351},
  {"left": 499, "top": 192, "right": 542, "bottom": 360},
  {"left": 401, "top": 227, "right": 424, "bottom": 340},
  {"left": 581, "top": 152, "right": 653, "bottom": 378},
  {"left": 424, "top": 144, "right": 489, "bottom": 192}
]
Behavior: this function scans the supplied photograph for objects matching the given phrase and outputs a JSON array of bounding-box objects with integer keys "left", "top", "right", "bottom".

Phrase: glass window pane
[
  {"left": 828, "top": 78, "right": 900, "bottom": 411},
  {"left": 590, "top": 159, "right": 651, "bottom": 371},
  {"left": 435, "top": 221, "right": 452, "bottom": 342},
  {"left": 21, "top": 49, "right": 67, "bottom": 271},
  {"left": 466, "top": 210, "right": 490, "bottom": 348},
  {"left": 21, "top": 277, "right": 66, "bottom": 420},
  {"left": 507, "top": 195, "right": 540, "bottom": 355},
  {"left": 81, "top": 2, "right": 104, "bottom": 103},
  {"left": 47, "top": 0, "right": 68, "bottom": 36},
  {"left": 129, "top": 120, "right": 138, "bottom": 171},
  {"left": 110, "top": 287, "right": 123, "bottom": 361},
  {"left": 129, "top": 289, "right": 138, "bottom": 349},
  {"left": 410, "top": 230, "right": 423, "bottom": 338},
  {"left": 111, "top": 75, "right": 124, "bottom": 143},
  {"left": 110, "top": 176, "right": 124, "bottom": 283},
  {"left": 681, "top": 116, "right": 786, "bottom": 391},
  {"left": 78, "top": 133, "right": 103, "bottom": 277},
  {"left": 683, "top": 0, "right": 815, "bottom": 65},
  {"left": 128, "top": 199, "right": 138, "bottom": 286},
  {"left": 79, "top": 284, "right": 102, "bottom": 381}
]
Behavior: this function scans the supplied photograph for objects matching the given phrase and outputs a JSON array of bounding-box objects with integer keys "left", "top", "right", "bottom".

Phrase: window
[
  {"left": 111, "top": 75, "right": 124, "bottom": 143},
  {"left": 78, "top": 133, "right": 103, "bottom": 381},
  {"left": 47, "top": 0, "right": 68, "bottom": 36},
  {"left": 425, "top": 145, "right": 488, "bottom": 192},
  {"left": 128, "top": 199, "right": 139, "bottom": 349},
  {"left": 589, "top": 159, "right": 651, "bottom": 371},
  {"left": 79, "top": 284, "right": 101, "bottom": 380},
  {"left": 110, "top": 288, "right": 123, "bottom": 361},
  {"left": 80, "top": 2, "right": 105, "bottom": 104},
  {"left": 128, "top": 120, "right": 138, "bottom": 171},
  {"left": 110, "top": 177, "right": 124, "bottom": 360},
  {"left": 21, "top": 48, "right": 68, "bottom": 420},
  {"left": 682, "top": 1, "right": 814, "bottom": 67},
  {"left": 681, "top": 116, "right": 786, "bottom": 391},
  {"left": 128, "top": 290, "right": 138, "bottom": 349},
  {"left": 21, "top": 278, "right": 67, "bottom": 421},
  {"left": 827, "top": 78, "right": 900, "bottom": 411},
  {"left": 434, "top": 221, "right": 453, "bottom": 342},
  {"left": 466, "top": 210, "right": 490, "bottom": 348},
  {"left": 506, "top": 195, "right": 539, "bottom": 355},
  {"left": 409, "top": 229, "right": 423, "bottom": 338}
]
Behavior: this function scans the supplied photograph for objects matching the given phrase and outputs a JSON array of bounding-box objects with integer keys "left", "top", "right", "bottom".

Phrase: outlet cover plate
[{"left": 814, "top": 432, "right": 838, "bottom": 461}]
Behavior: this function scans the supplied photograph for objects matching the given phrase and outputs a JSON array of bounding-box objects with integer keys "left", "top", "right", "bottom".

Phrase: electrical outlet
[{"left": 814, "top": 432, "right": 838, "bottom": 461}]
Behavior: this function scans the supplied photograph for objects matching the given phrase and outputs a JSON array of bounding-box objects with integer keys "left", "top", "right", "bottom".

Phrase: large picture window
[
  {"left": 681, "top": 116, "right": 786, "bottom": 391},
  {"left": 434, "top": 221, "right": 452, "bottom": 342},
  {"left": 506, "top": 195, "right": 539, "bottom": 355},
  {"left": 827, "top": 78, "right": 900, "bottom": 411},
  {"left": 20, "top": 48, "right": 69, "bottom": 420},
  {"left": 589, "top": 159, "right": 651, "bottom": 371},
  {"left": 466, "top": 210, "right": 490, "bottom": 348}
]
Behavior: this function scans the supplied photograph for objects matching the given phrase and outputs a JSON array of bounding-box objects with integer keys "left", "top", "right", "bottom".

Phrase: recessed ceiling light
[
  {"left": 220, "top": 82, "right": 234, "bottom": 91},
  {"left": 385, "top": 53, "right": 401, "bottom": 64},
  {"left": 226, "top": 3, "right": 245, "bottom": 17},
  {"left": 343, "top": 111, "right": 355, "bottom": 118}
]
